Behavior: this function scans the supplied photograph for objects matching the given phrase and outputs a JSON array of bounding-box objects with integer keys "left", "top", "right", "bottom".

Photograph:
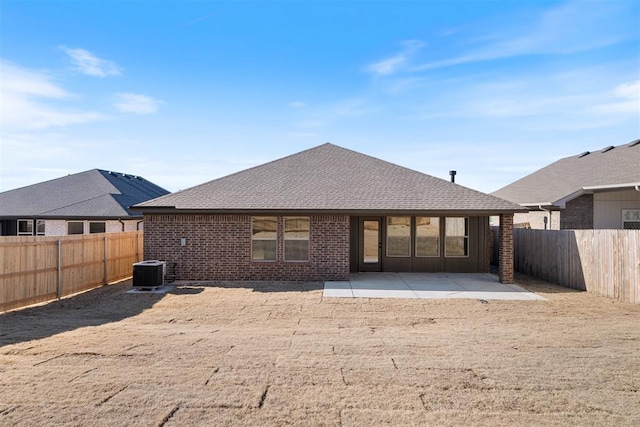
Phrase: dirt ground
[{"left": 1, "top": 274, "right": 639, "bottom": 426}]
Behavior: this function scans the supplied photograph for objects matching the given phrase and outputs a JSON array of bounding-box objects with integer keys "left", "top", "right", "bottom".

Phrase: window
[
  {"left": 252, "top": 217, "right": 277, "bottom": 261},
  {"left": 68, "top": 221, "right": 84, "bottom": 235},
  {"left": 18, "top": 219, "right": 34, "bottom": 235},
  {"left": 89, "top": 222, "right": 106, "bottom": 234},
  {"left": 284, "top": 217, "right": 309, "bottom": 261},
  {"left": 416, "top": 217, "right": 440, "bottom": 257},
  {"left": 445, "top": 217, "right": 468, "bottom": 257},
  {"left": 387, "top": 216, "right": 411, "bottom": 257},
  {"left": 36, "top": 220, "right": 46, "bottom": 236},
  {"left": 622, "top": 209, "right": 640, "bottom": 230}
]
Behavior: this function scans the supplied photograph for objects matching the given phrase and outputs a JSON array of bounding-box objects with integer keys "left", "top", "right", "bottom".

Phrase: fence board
[
  {"left": 508, "top": 228, "right": 639, "bottom": 304},
  {"left": 0, "top": 231, "right": 143, "bottom": 312}
]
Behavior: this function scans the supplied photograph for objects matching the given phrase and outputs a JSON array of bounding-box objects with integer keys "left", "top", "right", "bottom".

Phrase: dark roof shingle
[
  {"left": 0, "top": 169, "right": 169, "bottom": 218},
  {"left": 492, "top": 140, "right": 640, "bottom": 206},
  {"left": 135, "top": 143, "right": 522, "bottom": 213}
]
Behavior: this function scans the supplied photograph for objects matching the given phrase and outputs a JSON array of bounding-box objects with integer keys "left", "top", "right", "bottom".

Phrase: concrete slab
[
  {"left": 323, "top": 273, "right": 545, "bottom": 301},
  {"left": 323, "top": 281, "right": 354, "bottom": 298}
]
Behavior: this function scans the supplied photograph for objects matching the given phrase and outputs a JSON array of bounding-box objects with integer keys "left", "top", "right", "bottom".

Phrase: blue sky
[{"left": 1, "top": 0, "right": 638, "bottom": 194}]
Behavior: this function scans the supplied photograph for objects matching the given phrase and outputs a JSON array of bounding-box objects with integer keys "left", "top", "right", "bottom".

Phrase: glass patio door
[{"left": 359, "top": 218, "right": 382, "bottom": 272}]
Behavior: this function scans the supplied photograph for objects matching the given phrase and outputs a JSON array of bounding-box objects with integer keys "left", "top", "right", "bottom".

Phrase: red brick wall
[
  {"left": 143, "top": 214, "right": 350, "bottom": 281},
  {"left": 498, "top": 213, "right": 514, "bottom": 284},
  {"left": 561, "top": 194, "right": 594, "bottom": 229}
]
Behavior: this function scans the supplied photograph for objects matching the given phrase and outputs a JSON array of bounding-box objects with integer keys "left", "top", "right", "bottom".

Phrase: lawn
[{"left": 1, "top": 274, "right": 639, "bottom": 426}]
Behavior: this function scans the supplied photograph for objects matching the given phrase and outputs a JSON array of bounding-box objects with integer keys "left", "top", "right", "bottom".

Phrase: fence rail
[
  {"left": 505, "top": 228, "right": 639, "bottom": 304},
  {"left": 0, "top": 231, "right": 143, "bottom": 312}
]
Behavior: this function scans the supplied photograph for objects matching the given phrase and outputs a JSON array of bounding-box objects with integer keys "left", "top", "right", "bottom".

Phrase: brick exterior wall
[
  {"left": 560, "top": 194, "right": 594, "bottom": 229},
  {"left": 498, "top": 213, "right": 514, "bottom": 284},
  {"left": 143, "top": 214, "right": 350, "bottom": 281}
]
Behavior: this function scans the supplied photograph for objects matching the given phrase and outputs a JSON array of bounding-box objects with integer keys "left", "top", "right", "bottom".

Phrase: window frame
[
  {"left": 36, "top": 219, "right": 46, "bottom": 236},
  {"left": 18, "top": 219, "right": 34, "bottom": 236},
  {"left": 89, "top": 221, "right": 106, "bottom": 234},
  {"left": 386, "top": 216, "right": 412, "bottom": 257},
  {"left": 622, "top": 209, "right": 640, "bottom": 230},
  {"left": 284, "top": 216, "right": 310, "bottom": 262},
  {"left": 415, "top": 216, "right": 440, "bottom": 257},
  {"left": 444, "top": 217, "right": 469, "bottom": 258},
  {"left": 67, "top": 221, "right": 85, "bottom": 235},
  {"left": 251, "top": 216, "right": 278, "bottom": 262}
]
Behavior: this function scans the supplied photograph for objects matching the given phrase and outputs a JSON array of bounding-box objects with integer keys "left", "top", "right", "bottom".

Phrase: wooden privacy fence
[
  {"left": 511, "top": 229, "right": 639, "bottom": 304},
  {"left": 0, "top": 231, "right": 143, "bottom": 312}
]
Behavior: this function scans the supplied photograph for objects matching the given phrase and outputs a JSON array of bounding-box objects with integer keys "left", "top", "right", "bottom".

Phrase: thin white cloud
[
  {"left": 289, "top": 101, "right": 307, "bottom": 108},
  {"left": 0, "top": 61, "right": 107, "bottom": 131},
  {"left": 61, "top": 46, "right": 122, "bottom": 77},
  {"left": 589, "top": 80, "right": 640, "bottom": 115},
  {"left": 114, "top": 93, "right": 163, "bottom": 114},
  {"left": 412, "top": 0, "right": 635, "bottom": 71},
  {"left": 409, "top": 65, "right": 639, "bottom": 135},
  {"left": 367, "top": 40, "right": 424, "bottom": 76}
]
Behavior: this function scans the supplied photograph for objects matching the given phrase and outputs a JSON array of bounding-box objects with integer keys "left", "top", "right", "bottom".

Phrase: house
[
  {"left": 492, "top": 139, "right": 640, "bottom": 230},
  {"left": 0, "top": 169, "right": 169, "bottom": 236},
  {"left": 133, "top": 143, "right": 524, "bottom": 283}
]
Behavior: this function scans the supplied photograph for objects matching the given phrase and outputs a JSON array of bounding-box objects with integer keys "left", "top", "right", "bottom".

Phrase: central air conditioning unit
[{"left": 133, "top": 260, "right": 166, "bottom": 288}]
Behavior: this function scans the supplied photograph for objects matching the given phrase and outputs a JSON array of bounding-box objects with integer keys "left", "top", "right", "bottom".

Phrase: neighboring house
[
  {"left": 133, "top": 143, "right": 523, "bottom": 283},
  {"left": 0, "top": 169, "right": 169, "bottom": 236},
  {"left": 492, "top": 139, "right": 640, "bottom": 230}
]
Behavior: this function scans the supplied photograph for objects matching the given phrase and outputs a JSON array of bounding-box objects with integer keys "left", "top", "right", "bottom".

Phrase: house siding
[
  {"left": 560, "top": 194, "right": 594, "bottom": 229},
  {"left": 143, "top": 214, "right": 350, "bottom": 281},
  {"left": 593, "top": 189, "right": 640, "bottom": 229}
]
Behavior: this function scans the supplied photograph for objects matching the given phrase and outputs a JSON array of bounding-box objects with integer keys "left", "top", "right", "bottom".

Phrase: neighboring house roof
[
  {"left": 0, "top": 169, "right": 169, "bottom": 219},
  {"left": 492, "top": 139, "right": 640, "bottom": 208},
  {"left": 134, "top": 143, "right": 523, "bottom": 214}
]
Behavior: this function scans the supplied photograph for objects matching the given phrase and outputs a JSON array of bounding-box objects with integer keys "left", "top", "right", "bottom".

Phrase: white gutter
[
  {"left": 519, "top": 202, "right": 555, "bottom": 208},
  {"left": 518, "top": 183, "right": 640, "bottom": 209},
  {"left": 582, "top": 182, "right": 640, "bottom": 191}
]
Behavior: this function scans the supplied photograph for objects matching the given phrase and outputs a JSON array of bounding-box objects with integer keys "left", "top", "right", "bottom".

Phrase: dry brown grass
[{"left": 1, "top": 273, "right": 639, "bottom": 426}]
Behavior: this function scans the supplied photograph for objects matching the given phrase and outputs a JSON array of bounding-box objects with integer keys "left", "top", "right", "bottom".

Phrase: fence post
[
  {"left": 104, "top": 235, "right": 108, "bottom": 285},
  {"left": 57, "top": 240, "right": 62, "bottom": 300}
]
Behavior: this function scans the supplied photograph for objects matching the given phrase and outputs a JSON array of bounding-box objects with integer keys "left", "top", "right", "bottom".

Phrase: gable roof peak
[{"left": 134, "top": 142, "right": 523, "bottom": 213}]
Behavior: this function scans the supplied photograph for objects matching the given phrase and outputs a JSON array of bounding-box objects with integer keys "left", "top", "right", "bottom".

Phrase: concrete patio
[{"left": 324, "top": 273, "right": 545, "bottom": 300}]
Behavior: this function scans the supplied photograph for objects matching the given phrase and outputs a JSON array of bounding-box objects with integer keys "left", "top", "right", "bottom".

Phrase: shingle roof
[
  {"left": 134, "top": 143, "right": 523, "bottom": 214},
  {"left": 0, "top": 169, "right": 169, "bottom": 218},
  {"left": 492, "top": 139, "right": 640, "bottom": 206}
]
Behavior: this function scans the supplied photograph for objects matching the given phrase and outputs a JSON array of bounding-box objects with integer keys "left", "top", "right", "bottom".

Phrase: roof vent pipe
[{"left": 449, "top": 170, "right": 457, "bottom": 183}]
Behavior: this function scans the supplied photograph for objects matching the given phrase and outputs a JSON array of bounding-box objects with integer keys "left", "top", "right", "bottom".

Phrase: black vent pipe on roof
[{"left": 449, "top": 170, "right": 457, "bottom": 183}]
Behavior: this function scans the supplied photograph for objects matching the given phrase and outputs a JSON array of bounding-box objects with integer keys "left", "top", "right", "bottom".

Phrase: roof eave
[
  {"left": 134, "top": 207, "right": 528, "bottom": 216},
  {"left": 553, "top": 182, "right": 640, "bottom": 208}
]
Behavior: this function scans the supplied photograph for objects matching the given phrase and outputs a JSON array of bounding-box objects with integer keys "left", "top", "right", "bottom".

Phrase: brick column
[{"left": 499, "top": 213, "right": 514, "bottom": 284}]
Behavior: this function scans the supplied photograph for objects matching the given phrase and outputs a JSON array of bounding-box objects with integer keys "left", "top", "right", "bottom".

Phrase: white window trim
[
  {"left": 18, "top": 219, "right": 34, "bottom": 236},
  {"left": 622, "top": 209, "right": 640, "bottom": 229},
  {"left": 36, "top": 219, "right": 46, "bottom": 236}
]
